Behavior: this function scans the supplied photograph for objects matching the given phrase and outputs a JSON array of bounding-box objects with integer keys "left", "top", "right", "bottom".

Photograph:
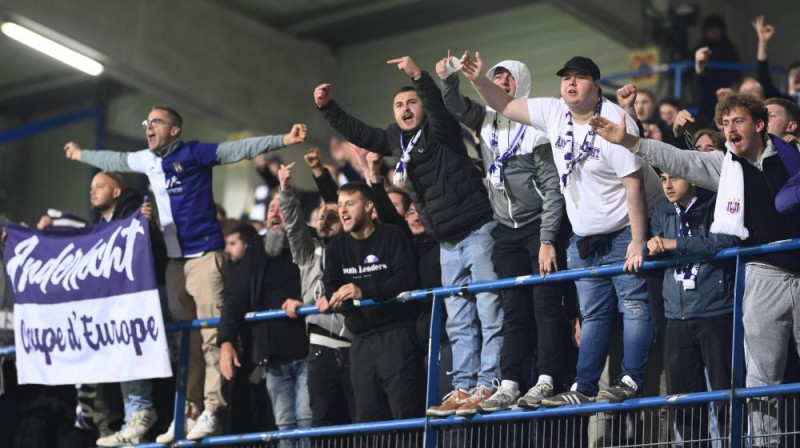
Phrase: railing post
[
  {"left": 423, "top": 292, "right": 444, "bottom": 448},
  {"left": 172, "top": 327, "right": 190, "bottom": 443},
  {"left": 729, "top": 254, "right": 747, "bottom": 448},
  {"left": 673, "top": 64, "right": 684, "bottom": 99}
]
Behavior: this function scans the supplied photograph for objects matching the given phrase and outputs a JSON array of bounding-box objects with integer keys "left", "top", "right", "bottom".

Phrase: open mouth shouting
[
  {"left": 267, "top": 216, "right": 282, "bottom": 230},
  {"left": 402, "top": 112, "right": 415, "bottom": 127},
  {"left": 728, "top": 133, "right": 743, "bottom": 152}
]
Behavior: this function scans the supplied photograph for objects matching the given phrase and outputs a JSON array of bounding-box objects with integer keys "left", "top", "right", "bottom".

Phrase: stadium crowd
[{"left": 0, "top": 12, "right": 799, "bottom": 448}]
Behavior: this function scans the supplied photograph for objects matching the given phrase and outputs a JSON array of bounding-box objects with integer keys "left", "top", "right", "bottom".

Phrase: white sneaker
[
  {"left": 155, "top": 416, "right": 197, "bottom": 444},
  {"left": 186, "top": 410, "right": 219, "bottom": 440},
  {"left": 96, "top": 407, "right": 157, "bottom": 446}
]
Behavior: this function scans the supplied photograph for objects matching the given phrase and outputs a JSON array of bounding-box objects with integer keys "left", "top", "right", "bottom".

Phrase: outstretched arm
[
  {"left": 460, "top": 51, "right": 531, "bottom": 125},
  {"left": 440, "top": 67, "right": 487, "bottom": 132},
  {"left": 64, "top": 141, "right": 136, "bottom": 172},
  {"left": 304, "top": 147, "right": 339, "bottom": 203},
  {"left": 314, "top": 83, "right": 394, "bottom": 157},
  {"left": 616, "top": 84, "right": 646, "bottom": 137},
  {"left": 216, "top": 124, "right": 306, "bottom": 164},
  {"left": 278, "top": 162, "right": 316, "bottom": 266},
  {"left": 388, "top": 55, "right": 466, "bottom": 152},
  {"left": 590, "top": 114, "right": 723, "bottom": 191},
  {"left": 752, "top": 15, "right": 791, "bottom": 101}
]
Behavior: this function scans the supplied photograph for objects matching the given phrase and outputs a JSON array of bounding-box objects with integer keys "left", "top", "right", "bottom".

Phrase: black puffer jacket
[{"left": 320, "top": 71, "right": 492, "bottom": 243}]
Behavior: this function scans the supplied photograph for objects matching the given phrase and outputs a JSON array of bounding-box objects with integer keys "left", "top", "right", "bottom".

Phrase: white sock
[
  {"left": 621, "top": 375, "right": 638, "bottom": 391},
  {"left": 500, "top": 380, "right": 519, "bottom": 393},
  {"left": 537, "top": 375, "right": 554, "bottom": 386}
]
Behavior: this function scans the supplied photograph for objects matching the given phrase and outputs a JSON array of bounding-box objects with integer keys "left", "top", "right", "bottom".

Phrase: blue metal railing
[
  {"left": 2, "top": 238, "right": 800, "bottom": 447},
  {"left": 600, "top": 59, "right": 787, "bottom": 98}
]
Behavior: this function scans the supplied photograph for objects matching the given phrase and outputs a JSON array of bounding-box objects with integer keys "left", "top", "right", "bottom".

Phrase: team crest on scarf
[{"left": 725, "top": 198, "right": 741, "bottom": 215}]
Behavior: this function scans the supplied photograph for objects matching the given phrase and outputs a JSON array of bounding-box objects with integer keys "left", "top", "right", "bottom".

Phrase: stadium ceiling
[{"left": 0, "top": 0, "right": 530, "bottom": 119}]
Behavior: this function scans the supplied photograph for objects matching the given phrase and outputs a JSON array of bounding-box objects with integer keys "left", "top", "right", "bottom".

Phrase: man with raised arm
[
  {"left": 461, "top": 51, "right": 662, "bottom": 406},
  {"left": 63, "top": 106, "right": 306, "bottom": 442},
  {"left": 590, "top": 93, "right": 800, "bottom": 447},
  {"left": 276, "top": 162, "right": 355, "bottom": 427},
  {"left": 438, "top": 53, "right": 569, "bottom": 411},
  {"left": 314, "top": 56, "right": 503, "bottom": 416}
]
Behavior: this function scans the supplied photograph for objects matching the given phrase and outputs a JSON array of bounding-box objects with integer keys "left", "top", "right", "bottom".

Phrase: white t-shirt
[{"left": 527, "top": 97, "right": 662, "bottom": 236}]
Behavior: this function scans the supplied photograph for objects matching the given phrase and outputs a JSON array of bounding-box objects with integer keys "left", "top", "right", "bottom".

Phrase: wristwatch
[{"left": 541, "top": 239, "right": 554, "bottom": 245}]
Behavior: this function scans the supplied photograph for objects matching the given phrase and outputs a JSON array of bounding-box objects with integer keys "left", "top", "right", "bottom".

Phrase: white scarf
[{"left": 709, "top": 151, "right": 749, "bottom": 239}]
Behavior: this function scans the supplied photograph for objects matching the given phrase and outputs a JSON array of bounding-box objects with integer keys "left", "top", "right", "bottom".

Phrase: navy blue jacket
[{"left": 649, "top": 189, "right": 738, "bottom": 319}]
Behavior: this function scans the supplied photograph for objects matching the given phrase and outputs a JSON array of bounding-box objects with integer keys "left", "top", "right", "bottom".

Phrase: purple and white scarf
[
  {"left": 560, "top": 99, "right": 603, "bottom": 189},
  {"left": 394, "top": 129, "right": 422, "bottom": 186},
  {"left": 488, "top": 113, "right": 526, "bottom": 189},
  {"left": 673, "top": 195, "right": 700, "bottom": 290}
]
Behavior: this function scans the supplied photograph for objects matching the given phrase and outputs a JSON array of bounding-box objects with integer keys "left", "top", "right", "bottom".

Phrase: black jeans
[
  {"left": 491, "top": 221, "right": 569, "bottom": 387},
  {"left": 665, "top": 313, "right": 733, "bottom": 447},
  {"left": 307, "top": 343, "right": 356, "bottom": 427},
  {"left": 350, "top": 326, "right": 423, "bottom": 423}
]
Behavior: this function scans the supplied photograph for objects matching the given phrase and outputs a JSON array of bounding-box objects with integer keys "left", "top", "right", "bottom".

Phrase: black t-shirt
[{"left": 324, "top": 223, "right": 419, "bottom": 335}]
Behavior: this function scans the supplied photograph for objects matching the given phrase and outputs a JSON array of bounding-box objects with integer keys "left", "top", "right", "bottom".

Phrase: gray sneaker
[
  {"left": 477, "top": 380, "right": 520, "bottom": 413},
  {"left": 517, "top": 381, "right": 554, "bottom": 409}
]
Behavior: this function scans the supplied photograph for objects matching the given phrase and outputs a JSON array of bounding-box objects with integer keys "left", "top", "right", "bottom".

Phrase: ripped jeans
[{"left": 567, "top": 226, "right": 653, "bottom": 396}]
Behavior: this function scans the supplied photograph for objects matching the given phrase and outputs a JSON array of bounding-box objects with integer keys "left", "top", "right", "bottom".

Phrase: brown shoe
[
  {"left": 455, "top": 386, "right": 493, "bottom": 416},
  {"left": 426, "top": 389, "right": 470, "bottom": 417}
]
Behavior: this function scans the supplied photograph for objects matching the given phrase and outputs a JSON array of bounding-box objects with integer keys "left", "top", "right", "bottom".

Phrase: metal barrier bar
[
  {"left": 114, "top": 382, "right": 800, "bottom": 445},
  {"left": 173, "top": 329, "right": 190, "bottom": 446},
  {"left": 729, "top": 254, "right": 748, "bottom": 448},
  {"left": 0, "top": 105, "right": 103, "bottom": 145},
  {"left": 598, "top": 59, "right": 787, "bottom": 98},
  {"left": 422, "top": 292, "right": 445, "bottom": 448}
]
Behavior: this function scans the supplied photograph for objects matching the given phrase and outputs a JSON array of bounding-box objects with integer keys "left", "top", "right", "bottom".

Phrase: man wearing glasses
[{"left": 63, "top": 106, "right": 307, "bottom": 442}]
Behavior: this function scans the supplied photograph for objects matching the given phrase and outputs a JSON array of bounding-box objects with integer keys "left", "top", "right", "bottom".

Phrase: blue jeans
[
  {"left": 265, "top": 358, "right": 312, "bottom": 447},
  {"left": 120, "top": 380, "right": 153, "bottom": 422},
  {"left": 567, "top": 227, "right": 652, "bottom": 395},
  {"left": 441, "top": 220, "right": 503, "bottom": 390}
]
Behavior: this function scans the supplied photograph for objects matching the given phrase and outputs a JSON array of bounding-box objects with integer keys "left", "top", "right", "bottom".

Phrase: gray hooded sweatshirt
[
  {"left": 441, "top": 60, "right": 564, "bottom": 241},
  {"left": 279, "top": 189, "right": 352, "bottom": 343}
]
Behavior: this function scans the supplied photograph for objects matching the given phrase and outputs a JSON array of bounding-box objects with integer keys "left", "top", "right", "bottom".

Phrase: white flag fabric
[{"left": 3, "top": 211, "right": 172, "bottom": 385}]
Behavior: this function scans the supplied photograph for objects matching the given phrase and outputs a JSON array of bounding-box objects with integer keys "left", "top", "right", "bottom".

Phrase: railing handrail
[
  {"left": 125, "top": 381, "right": 800, "bottom": 446},
  {"left": 599, "top": 59, "right": 787, "bottom": 98},
  {"left": 3, "top": 236, "right": 799, "bottom": 447},
  {"left": 1, "top": 237, "right": 799, "bottom": 357}
]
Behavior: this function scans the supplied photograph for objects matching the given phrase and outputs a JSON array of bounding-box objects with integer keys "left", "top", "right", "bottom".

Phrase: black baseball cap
[{"left": 556, "top": 56, "right": 601, "bottom": 80}]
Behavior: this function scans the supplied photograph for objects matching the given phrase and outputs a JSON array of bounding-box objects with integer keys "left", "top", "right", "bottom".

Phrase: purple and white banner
[{"left": 3, "top": 212, "right": 172, "bottom": 385}]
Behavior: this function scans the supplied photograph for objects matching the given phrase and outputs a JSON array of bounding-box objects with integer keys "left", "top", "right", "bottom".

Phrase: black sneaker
[
  {"left": 540, "top": 389, "right": 594, "bottom": 407},
  {"left": 597, "top": 375, "right": 639, "bottom": 403}
]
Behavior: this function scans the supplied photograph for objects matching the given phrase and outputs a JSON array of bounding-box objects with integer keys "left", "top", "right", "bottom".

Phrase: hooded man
[{"left": 439, "top": 57, "right": 568, "bottom": 412}]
